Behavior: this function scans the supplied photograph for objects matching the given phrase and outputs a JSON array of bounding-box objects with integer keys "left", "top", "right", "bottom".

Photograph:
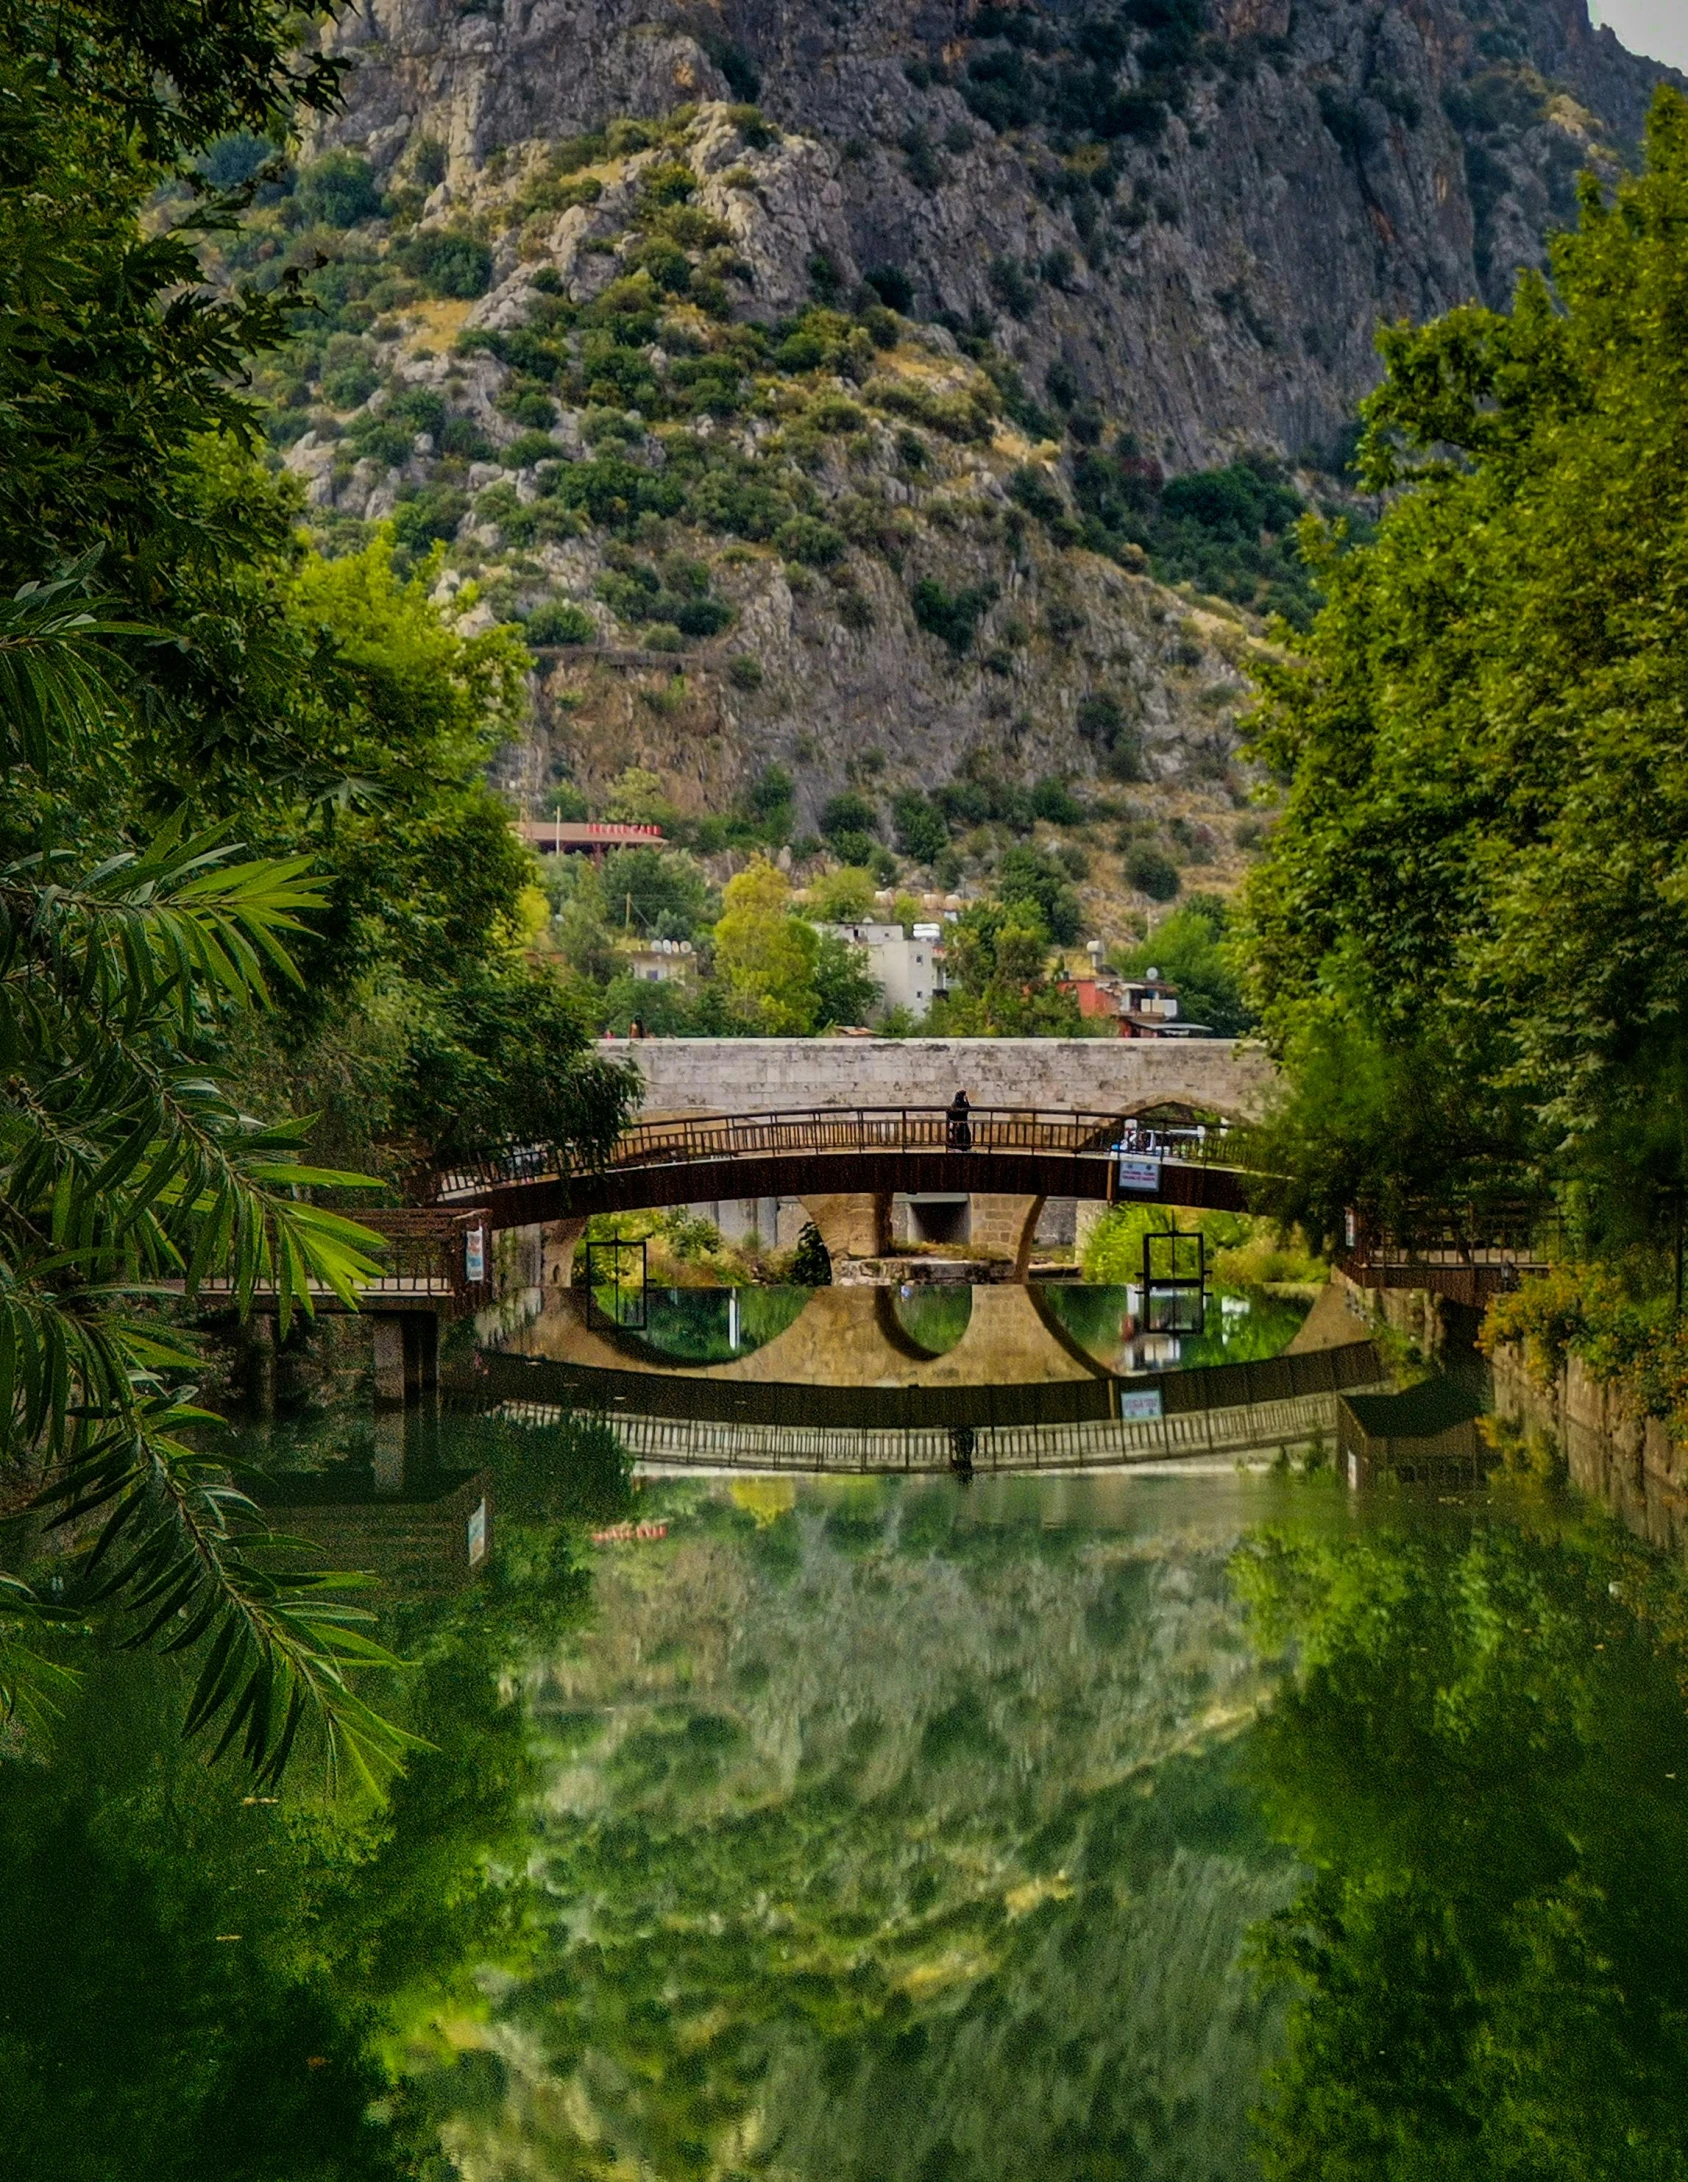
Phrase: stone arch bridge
[{"left": 430, "top": 1031, "right": 1271, "bottom": 1279}]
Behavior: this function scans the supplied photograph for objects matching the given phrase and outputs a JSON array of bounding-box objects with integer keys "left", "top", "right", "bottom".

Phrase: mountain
[
  {"left": 312, "top": 0, "right": 1676, "bottom": 464},
  {"left": 250, "top": 1, "right": 1680, "bottom": 898}
]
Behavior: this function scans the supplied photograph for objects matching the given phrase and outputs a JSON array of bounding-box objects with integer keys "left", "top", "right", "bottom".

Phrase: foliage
[
  {"left": 0, "top": 1404, "right": 622, "bottom": 2174},
  {"left": 394, "top": 225, "right": 494, "bottom": 299},
  {"left": 1481, "top": 1263, "right": 1688, "bottom": 1439},
  {"left": 1074, "top": 448, "right": 1317, "bottom": 620},
  {"left": 1238, "top": 1521, "right": 1688, "bottom": 2181},
  {"left": 808, "top": 866, "right": 879, "bottom": 923},
  {"left": 0, "top": 0, "right": 633, "bottom": 1779},
  {"left": 0, "top": 0, "right": 343, "bottom": 598},
  {"left": 1244, "top": 94, "right": 1688, "bottom": 1257},
  {"left": 1081, "top": 1204, "right": 1319, "bottom": 1289},
  {"left": 598, "top": 845, "right": 715, "bottom": 941},
  {"left": 525, "top": 599, "right": 596, "bottom": 645},
  {"left": 820, "top": 791, "right": 880, "bottom": 849},
  {"left": 930, "top": 901, "right": 1081, "bottom": 1036},
  {"left": 0, "top": 596, "right": 416, "bottom": 1783},
  {"left": 996, "top": 844, "right": 1084, "bottom": 946},
  {"left": 1113, "top": 894, "right": 1253, "bottom": 1036},
  {"left": 812, "top": 931, "right": 881, "bottom": 1028},
  {"left": 789, "top": 1221, "right": 833, "bottom": 1285},
  {"left": 1123, "top": 842, "right": 1180, "bottom": 901},
  {"left": 892, "top": 791, "right": 950, "bottom": 863},
  {"left": 1076, "top": 689, "right": 1147, "bottom": 781},
  {"left": 399, "top": 961, "right": 634, "bottom": 1168},
  {"left": 295, "top": 151, "right": 381, "bottom": 229},
  {"left": 1030, "top": 774, "right": 1086, "bottom": 826},
  {"left": 912, "top": 575, "right": 998, "bottom": 654},
  {"left": 712, "top": 859, "right": 822, "bottom": 1033},
  {"left": 1083, "top": 1204, "right": 1253, "bottom": 1285}
]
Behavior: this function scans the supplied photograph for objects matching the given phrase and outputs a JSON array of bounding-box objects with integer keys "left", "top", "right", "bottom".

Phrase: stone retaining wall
[{"left": 1489, "top": 1341, "right": 1688, "bottom": 1556}]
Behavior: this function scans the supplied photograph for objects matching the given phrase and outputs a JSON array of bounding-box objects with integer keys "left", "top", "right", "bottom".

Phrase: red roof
[{"left": 515, "top": 820, "right": 664, "bottom": 850}]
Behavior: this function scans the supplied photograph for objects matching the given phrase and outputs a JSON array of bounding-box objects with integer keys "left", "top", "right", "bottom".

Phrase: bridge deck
[{"left": 426, "top": 1108, "right": 1255, "bottom": 1226}]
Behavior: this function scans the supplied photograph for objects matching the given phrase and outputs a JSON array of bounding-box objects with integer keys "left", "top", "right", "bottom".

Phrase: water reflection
[
  {"left": 1040, "top": 1282, "right": 1312, "bottom": 1374},
  {"left": 540, "top": 1281, "right": 1313, "bottom": 1385},
  {"left": 610, "top": 1283, "right": 812, "bottom": 1366},
  {"left": 888, "top": 1280, "right": 974, "bottom": 1357},
  {"left": 10, "top": 1409, "right": 1688, "bottom": 2179}
]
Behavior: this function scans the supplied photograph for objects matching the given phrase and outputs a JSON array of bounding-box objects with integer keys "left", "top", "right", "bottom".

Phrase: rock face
[{"left": 313, "top": 0, "right": 1680, "bottom": 467}]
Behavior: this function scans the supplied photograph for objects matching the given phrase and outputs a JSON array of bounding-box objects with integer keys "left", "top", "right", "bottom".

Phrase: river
[{"left": 5, "top": 1287, "right": 1688, "bottom": 2178}]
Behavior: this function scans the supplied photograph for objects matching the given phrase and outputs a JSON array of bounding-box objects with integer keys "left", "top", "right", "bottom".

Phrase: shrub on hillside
[
  {"left": 295, "top": 151, "right": 382, "bottom": 227},
  {"left": 1124, "top": 844, "right": 1181, "bottom": 901},
  {"left": 912, "top": 577, "right": 997, "bottom": 654},
  {"left": 397, "top": 227, "right": 494, "bottom": 299},
  {"left": 525, "top": 600, "right": 596, "bottom": 645},
  {"left": 892, "top": 792, "right": 949, "bottom": 862}
]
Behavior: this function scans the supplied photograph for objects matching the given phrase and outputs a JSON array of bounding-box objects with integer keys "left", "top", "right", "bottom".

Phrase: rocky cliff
[
  {"left": 311, "top": 0, "right": 1678, "bottom": 465},
  {"left": 248, "top": 1, "right": 1679, "bottom": 912}
]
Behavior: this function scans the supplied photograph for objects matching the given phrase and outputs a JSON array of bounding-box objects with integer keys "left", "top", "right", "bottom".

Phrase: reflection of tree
[
  {"left": 1236, "top": 1522, "right": 1688, "bottom": 2180},
  {"left": 430, "top": 1488, "right": 1296, "bottom": 2180},
  {"left": 0, "top": 1410, "right": 629, "bottom": 2179}
]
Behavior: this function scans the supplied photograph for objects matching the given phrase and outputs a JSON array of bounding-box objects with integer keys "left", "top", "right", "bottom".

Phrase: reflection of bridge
[
  {"left": 477, "top": 1333, "right": 1384, "bottom": 1472},
  {"left": 517, "top": 1283, "right": 1111, "bottom": 1390},
  {"left": 427, "top": 1107, "right": 1255, "bottom": 1273},
  {"left": 470, "top": 1278, "right": 1383, "bottom": 1472}
]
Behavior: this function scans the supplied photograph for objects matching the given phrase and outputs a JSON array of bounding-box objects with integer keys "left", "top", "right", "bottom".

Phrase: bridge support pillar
[
  {"left": 543, "top": 1217, "right": 588, "bottom": 1288},
  {"left": 968, "top": 1194, "right": 1047, "bottom": 1279},
  {"left": 373, "top": 1311, "right": 439, "bottom": 1407},
  {"left": 800, "top": 1192, "right": 891, "bottom": 1265}
]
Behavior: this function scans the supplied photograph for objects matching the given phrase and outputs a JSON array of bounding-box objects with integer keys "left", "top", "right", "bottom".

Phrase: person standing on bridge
[{"left": 947, "top": 1089, "right": 972, "bottom": 1151}]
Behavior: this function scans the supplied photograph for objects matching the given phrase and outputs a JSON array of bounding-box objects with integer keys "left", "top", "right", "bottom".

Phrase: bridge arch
[{"left": 435, "top": 1109, "right": 1254, "bottom": 1282}]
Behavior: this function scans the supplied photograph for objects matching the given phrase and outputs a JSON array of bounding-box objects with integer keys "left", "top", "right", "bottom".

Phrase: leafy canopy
[{"left": 1244, "top": 89, "right": 1688, "bottom": 1254}]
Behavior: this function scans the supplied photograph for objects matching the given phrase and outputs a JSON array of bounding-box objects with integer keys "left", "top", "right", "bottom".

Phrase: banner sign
[
  {"left": 465, "top": 1227, "right": 486, "bottom": 1283},
  {"left": 1117, "top": 1387, "right": 1164, "bottom": 1422},
  {"left": 1116, "top": 1154, "right": 1163, "bottom": 1194}
]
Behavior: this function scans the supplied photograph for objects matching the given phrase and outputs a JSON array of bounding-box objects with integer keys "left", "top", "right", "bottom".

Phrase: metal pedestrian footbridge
[{"left": 423, "top": 1106, "right": 1255, "bottom": 1227}]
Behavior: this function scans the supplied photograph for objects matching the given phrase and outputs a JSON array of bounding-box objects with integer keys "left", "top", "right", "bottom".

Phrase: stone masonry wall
[
  {"left": 613, "top": 1036, "right": 1275, "bottom": 1121},
  {"left": 1490, "top": 1339, "right": 1688, "bottom": 1557}
]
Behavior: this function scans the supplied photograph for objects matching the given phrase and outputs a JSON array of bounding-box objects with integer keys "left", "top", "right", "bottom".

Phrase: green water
[
  {"left": 7, "top": 1410, "right": 1688, "bottom": 2180},
  {"left": 1038, "top": 1281, "right": 1312, "bottom": 1371}
]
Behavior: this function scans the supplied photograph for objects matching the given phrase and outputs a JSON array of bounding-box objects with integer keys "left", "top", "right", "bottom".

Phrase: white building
[
  {"left": 620, "top": 938, "right": 695, "bottom": 984},
  {"left": 820, "top": 922, "right": 945, "bottom": 1021}
]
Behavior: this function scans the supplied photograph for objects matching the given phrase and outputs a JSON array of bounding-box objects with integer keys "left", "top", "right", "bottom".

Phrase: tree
[
  {"left": 0, "top": 1, "right": 344, "bottom": 604},
  {"left": 0, "top": 595, "right": 412, "bottom": 1783},
  {"left": 1244, "top": 90, "right": 1688, "bottom": 1256},
  {"left": 931, "top": 902, "right": 1081, "bottom": 1036},
  {"left": 1113, "top": 896, "right": 1252, "bottom": 1036},
  {"left": 0, "top": 0, "right": 631, "bottom": 1780},
  {"left": 713, "top": 859, "right": 820, "bottom": 1032},
  {"left": 809, "top": 866, "right": 878, "bottom": 922},
  {"left": 790, "top": 1222, "right": 832, "bottom": 1284},
  {"left": 997, "top": 845, "right": 1084, "bottom": 946},
  {"left": 812, "top": 931, "right": 879, "bottom": 1028},
  {"left": 893, "top": 791, "right": 949, "bottom": 863},
  {"left": 599, "top": 844, "right": 714, "bottom": 940}
]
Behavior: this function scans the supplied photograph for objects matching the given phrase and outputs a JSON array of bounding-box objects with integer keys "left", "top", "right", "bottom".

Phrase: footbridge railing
[{"left": 424, "top": 1107, "right": 1254, "bottom": 1206}]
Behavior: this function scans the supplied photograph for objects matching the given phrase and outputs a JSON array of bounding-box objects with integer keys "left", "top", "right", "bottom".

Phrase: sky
[{"left": 1587, "top": 0, "right": 1688, "bottom": 72}]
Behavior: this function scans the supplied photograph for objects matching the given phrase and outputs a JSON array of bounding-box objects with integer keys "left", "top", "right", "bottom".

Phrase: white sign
[
  {"left": 1116, "top": 1154, "right": 1163, "bottom": 1194},
  {"left": 465, "top": 1226, "right": 486, "bottom": 1282},
  {"left": 1117, "top": 1387, "right": 1164, "bottom": 1422},
  {"left": 467, "top": 1496, "right": 489, "bottom": 1567}
]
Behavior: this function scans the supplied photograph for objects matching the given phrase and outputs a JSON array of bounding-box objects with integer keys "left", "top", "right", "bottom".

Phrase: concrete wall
[{"left": 610, "top": 1036, "right": 1275, "bottom": 1122}]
